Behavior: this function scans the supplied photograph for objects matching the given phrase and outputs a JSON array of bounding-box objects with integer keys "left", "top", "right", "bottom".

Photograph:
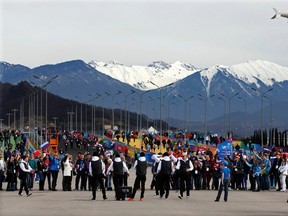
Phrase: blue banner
[{"left": 218, "top": 141, "right": 233, "bottom": 161}]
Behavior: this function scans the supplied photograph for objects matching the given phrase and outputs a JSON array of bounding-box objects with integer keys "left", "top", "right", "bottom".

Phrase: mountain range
[{"left": 1, "top": 59, "right": 288, "bottom": 138}]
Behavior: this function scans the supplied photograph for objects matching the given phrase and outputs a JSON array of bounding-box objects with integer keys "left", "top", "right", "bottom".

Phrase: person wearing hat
[
  {"left": 128, "top": 152, "right": 148, "bottom": 201},
  {"left": 176, "top": 152, "right": 194, "bottom": 199},
  {"left": 89, "top": 151, "right": 107, "bottom": 200},
  {"left": 215, "top": 161, "right": 230, "bottom": 202}
]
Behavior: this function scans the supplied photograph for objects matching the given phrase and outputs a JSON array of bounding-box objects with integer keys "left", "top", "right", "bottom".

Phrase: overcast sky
[{"left": 1, "top": 0, "right": 287, "bottom": 68}]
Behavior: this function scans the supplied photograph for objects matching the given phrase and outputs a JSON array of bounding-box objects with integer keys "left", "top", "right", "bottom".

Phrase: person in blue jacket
[{"left": 49, "top": 153, "right": 60, "bottom": 191}]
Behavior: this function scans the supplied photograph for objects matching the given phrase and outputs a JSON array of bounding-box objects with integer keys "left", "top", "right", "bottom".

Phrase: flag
[{"left": 41, "top": 141, "right": 50, "bottom": 149}]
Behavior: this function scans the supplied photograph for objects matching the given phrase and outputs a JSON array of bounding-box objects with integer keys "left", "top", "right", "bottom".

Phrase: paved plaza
[{"left": 1, "top": 168, "right": 287, "bottom": 216}]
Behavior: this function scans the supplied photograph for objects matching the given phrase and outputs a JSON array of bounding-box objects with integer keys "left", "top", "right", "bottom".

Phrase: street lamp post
[
  {"left": 217, "top": 97, "right": 226, "bottom": 137},
  {"left": 135, "top": 90, "right": 151, "bottom": 150},
  {"left": 0, "top": 118, "right": 3, "bottom": 131},
  {"left": 150, "top": 81, "right": 174, "bottom": 152},
  {"left": 263, "top": 95, "right": 273, "bottom": 142},
  {"left": 75, "top": 96, "right": 83, "bottom": 132},
  {"left": 167, "top": 95, "right": 177, "bottom": 131},
  {"left": 198, "top": 94, "right": 215, "bottom": 144},
  {"left": 67, "top": 112, "right": 75, "bottom": 131},
  {"left": 124, "top": 90, "right": 135, "bottom": 136},
  {"left": 237, "top": 97, "right": 247, "bottom": 139},
  {"left": 11, "top": 109, "right": 18, "bottom": 130},
  {"left": 6, "top": 113, "right": 12, "bottom": 129},
  {"left": 52, "top": 117, "right": 58, "bottom": 132},
  {"left": 34, "top": 75, "right": 59, "bottom": 141},
  {"left": 95, "top": 93, "right": 105, "bottom": 137},
  {"left": 178, "top": 95, "right": 194, "bottom": 131},
  {"left": 220, "top": 92, "right": 239, "bottom": 138},
  {"left": 252, "top": 88, "right": 273, "bottom": 147},
  {"left": 149, "top": 96, "right": 156, "bottom": 128},
  {"left": 105, "top": 90, "right": 122, "bottom": 139}
]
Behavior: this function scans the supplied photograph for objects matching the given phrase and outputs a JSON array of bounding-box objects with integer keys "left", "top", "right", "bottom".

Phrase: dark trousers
[
  {"left": 202, "top": 172, "right": 211, "bottom": 189},
  {"left": 249, "top": 173, "right": 255, "bottom": 190},
  {"left": 152, "top": 175, "right": 160, "bottom": 195},
  {"left": 172, "top": 172, "right": 180, "bottom": 190},
  {"left": 38, "top": 172, "right": 45, "bottom": 190},
  {"left": 113, "top": 174, "right": 123, "bottom": 200},
  {"left": 50, "top": 170, "right": 58, "bottom": 190},
  {"left": 131, "top": 175, "right": 146, "bottom": 199},
  {"left": 159, "top": 174, "right": 171, "bottom": 198},
  {"left": 19, "top": 176, "right": 29, "bottom": 195},
  {"left": 0, "top": 170, "right": 4, "bottom": 189},
  {"left": 75, "top": 172, "right": 87, "bottom": 190},
  {"left": 45, "top": 172, "right": 51, "bottom": 189},
  {"left": 88, "top": 175, "right": 92, "bottom": 191},
  {"left": 27, "top": 173, "right": 34, "bottom": 189},
  {"left": 91, "top": 175, "right": 106, "bottom": 199},
  {"left": 63, "top": 175, "right": 72, "bottom": 191},
  {"left": 123, "top": 172, "right": 128, "bottom": 187},
  {"left": 179, "top": 173, "right": 191, "bottom": 197},
  {"left": 216, "top": 179, "right": 229, "bottom": 201},
  {"left": 261, "top": 174, "right": 270, "bottom": 190},
  {"left": 193, "top": 174, "right": 201, "bottom": 190}
]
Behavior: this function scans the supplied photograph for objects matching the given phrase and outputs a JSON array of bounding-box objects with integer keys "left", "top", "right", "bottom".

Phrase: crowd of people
[{"left": 0, "top": 129, "right": 288, "bottom": 203}]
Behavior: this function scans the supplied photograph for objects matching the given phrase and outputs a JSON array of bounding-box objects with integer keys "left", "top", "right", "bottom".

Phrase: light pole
[
  {"left": 263, "top": 95, "right": 273, "bottom": 133},
  {"left": 220, "top": 92, "right": 239, "bottom": 138},
  {"left": 75, "top": 96, "right": 83, "bottom": 132},
  {"left": 150, "top": 81, "right": 174, "bottom": 152},
  {"left": 252, "top": 87, "right": 273, "bottom": 147},
  {"left": 0, "top": 118, "right": 3, "bottom": 131},
  {"left": 34, "top": 75, "right": 59, "bottom": 141},
  {"left": 95, "top": 93, "right": 105, "bottom": 137},
  {"left": 6, "top": 113, "right": 12, "bottom": 129},
  {"left": 128, "top": 101, "right": 135, "bottom": 135},
  {"left": 67, "top": 112, "right": 75, "bottom": 131},
  {"left": 135, "top": 90, "right": 151, "bottom": 149},
  {"left": 167, "top": 95, "right": 177, "bottom": 131},
  {"left": 88, "top": 93, "right": 100, "bottom": 134},
  {"left": 198, "top": 93, "right": 215, "bottom": 144},
  {"left": 238, "top": 97, "right": 247, "bottom": 139},
  {"left": 52, "top": 117, "right": 58, "bottom": 132},
  {"left": 11, "top": 109, "right": 18, "bottom": 130},
  {"left": 178, "top": 95, "right": 194, "bottom": 131},
  {"left": 149, "top": 96, "right": 156, "bottom": 129},
  {"left": 217, "top": 96, "right": 226, "bottom": 137},
  {"left": 105, "top": 90, "right": 122, "bottom": 138},
  {"left": 124, "top": 90, "right": 135, "bottom": 135}
]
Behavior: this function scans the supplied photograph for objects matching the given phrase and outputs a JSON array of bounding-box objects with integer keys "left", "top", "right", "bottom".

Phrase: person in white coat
[
  {"left": 278, "top": 157, "right": 288, "bottom": 192},
  {"left": 63, "top": 154, "right": 73, "bottom": 191}
]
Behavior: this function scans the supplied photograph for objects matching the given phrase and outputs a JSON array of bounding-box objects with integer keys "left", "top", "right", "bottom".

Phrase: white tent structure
[{"left": 148, "top": 126, "right": 158, "bottom": 134}]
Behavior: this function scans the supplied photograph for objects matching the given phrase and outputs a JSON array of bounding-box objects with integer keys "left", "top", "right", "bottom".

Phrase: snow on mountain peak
[
  {"left": 88, "top": 60, "right": 197, "bottom": 90},
  {"left": 229, "top": 60, "right": 288, "bottom": 87}
]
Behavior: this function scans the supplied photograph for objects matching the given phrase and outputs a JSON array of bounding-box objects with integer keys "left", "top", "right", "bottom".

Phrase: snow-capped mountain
[
  {"left": 88, "top": 60, "right": 198, "bottom": 90},
  {"left": 1, "top": 59, "right": 288, "bottom": 136}
]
